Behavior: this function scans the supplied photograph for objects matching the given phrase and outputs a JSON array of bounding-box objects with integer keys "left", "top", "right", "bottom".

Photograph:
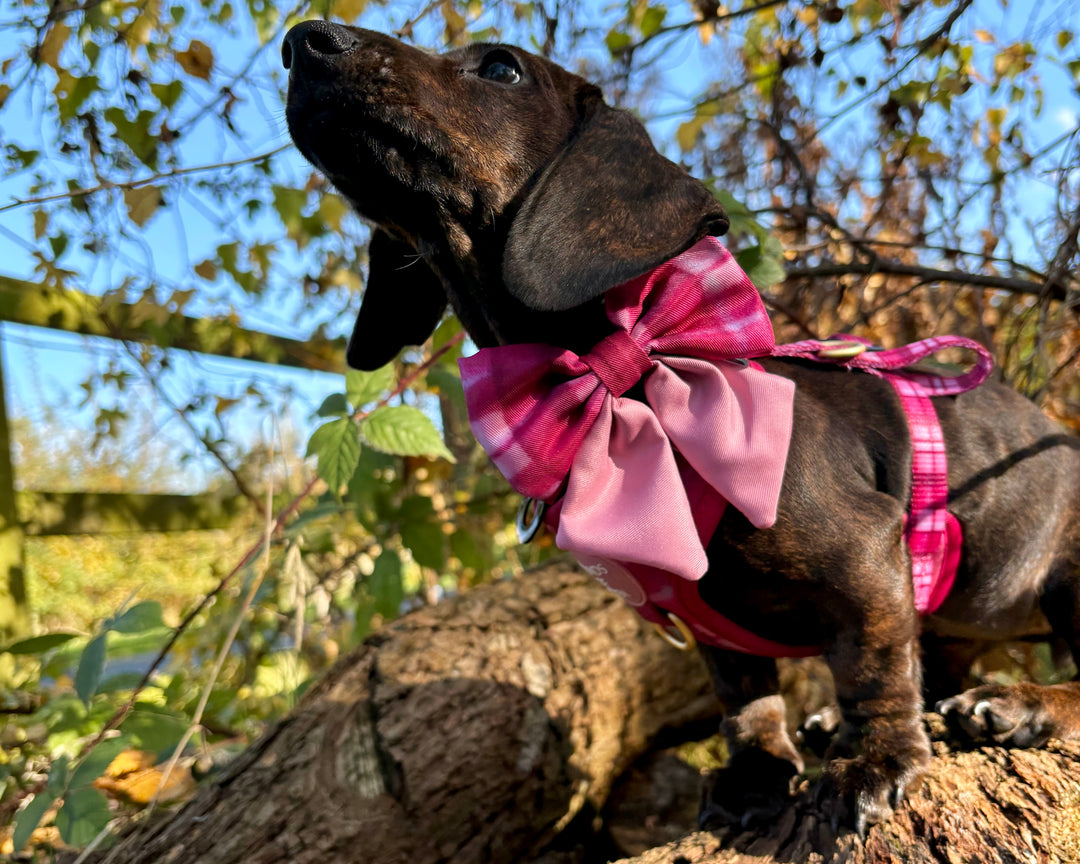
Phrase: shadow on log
[{"left": 79, "top": 561, "right": 1080, "bottom": 864}]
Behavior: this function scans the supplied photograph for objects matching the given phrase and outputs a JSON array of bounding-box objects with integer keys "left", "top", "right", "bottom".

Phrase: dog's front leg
[
  {"left": 819, "top": 596, "right": 930, "bottom": 837},
  {"left": 697, "top": 649, "right": 803, "bottom": 829}
]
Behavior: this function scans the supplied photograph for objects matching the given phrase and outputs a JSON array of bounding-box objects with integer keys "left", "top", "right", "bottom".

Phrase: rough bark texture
[
  {"left": 89, "top": 561, "right": 721, "bottom": 864},
  {"left": 82, "top": 561, "right": 1080, "bottom": 864},
  {"left": 610, "top": 738, "right": 1080, "bottom": 864}
]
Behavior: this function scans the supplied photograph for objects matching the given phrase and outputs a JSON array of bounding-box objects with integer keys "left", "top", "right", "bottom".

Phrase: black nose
[{"left": 282, "top": 20, "right": 360, "bottom": 70}]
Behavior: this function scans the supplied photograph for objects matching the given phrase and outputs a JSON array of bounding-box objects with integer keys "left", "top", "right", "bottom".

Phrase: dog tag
[{"left": 573, "top": 554, "right": 648, "bottom": 607}]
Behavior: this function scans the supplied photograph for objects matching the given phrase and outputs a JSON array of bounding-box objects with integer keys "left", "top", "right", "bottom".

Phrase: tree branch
[
  {"left": 0, "top": 147, "right": 289, "bottom": 215},
  {"left": 784, "top": 260, "right": 1073, "bottom": 301}
]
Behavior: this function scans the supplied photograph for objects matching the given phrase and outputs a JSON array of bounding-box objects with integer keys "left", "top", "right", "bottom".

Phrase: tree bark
[
  {"left": 609, "top": 735, "right": 1080, "bottom": 864},
  {"left": 89, "top": 561, "right": 721, "bottom": 864},
  {"left": 82, "top": 561, "right": 1080, "bottom": 864}
]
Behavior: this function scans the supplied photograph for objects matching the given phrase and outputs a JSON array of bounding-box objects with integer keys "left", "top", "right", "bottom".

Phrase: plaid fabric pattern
[
  {"left": 775, "top": 334, "right": 993, "bottom": 614},
  {"left": 460, "top": 234, "right": 993, "bottom": 649},
  {"left": 459, "top": 236, "right": 795, "bottom": 581},
  {"left": 771, "top": 334, "right": 994, "bottom": 394}
]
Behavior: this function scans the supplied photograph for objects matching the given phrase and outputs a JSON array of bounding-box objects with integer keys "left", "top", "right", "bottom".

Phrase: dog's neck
[{"left": 421, "top": 219, "right": 615, "bottom": 353}]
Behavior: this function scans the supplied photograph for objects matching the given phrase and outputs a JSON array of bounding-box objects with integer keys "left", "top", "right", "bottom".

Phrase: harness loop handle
[
  {"left": 516, "top": 497, "right": 547, "bottom": 544},
  {"left": 653, "top": 611, "right": 697, "bottom": 651}
]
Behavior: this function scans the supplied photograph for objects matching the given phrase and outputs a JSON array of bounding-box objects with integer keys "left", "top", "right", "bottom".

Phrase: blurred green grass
[{"left": 24, "top": 531, "right": 238, "bottom": 632}]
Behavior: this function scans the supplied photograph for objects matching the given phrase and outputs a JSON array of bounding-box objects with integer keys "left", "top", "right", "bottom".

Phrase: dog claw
[
  {"left": 697, "top": 802, "right": 729, "bottom": 831},
  {"left": 889, "top": 781, "right": 906, "bottom": 810}
]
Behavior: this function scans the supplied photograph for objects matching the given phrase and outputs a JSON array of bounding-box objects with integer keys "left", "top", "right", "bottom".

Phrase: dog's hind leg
[
  {"left": 938, "top": 550, "right": 1080, "bottom": 745},
  {"left": 697, "top": 649, "right": 803, "bottom": 829}
]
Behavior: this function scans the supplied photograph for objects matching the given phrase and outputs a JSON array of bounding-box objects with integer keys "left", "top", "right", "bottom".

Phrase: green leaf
[
  {"left": 316, "top": 393, "right": 350, "bottom": 417},
  {"left": 47, "top": 755, "right": 70, "bottom": 796},
  {"left": 345, "top": 364, "right": 395, "bottom": 407},
  {"left": 272, "top": 185, "right": 308, "bottom": 240},
  {"left": 12, "top": 791, "right": 54, "bottom": 853},
  {"left": 55, "top": 787, "right": 112, "bottom": 848},
  {"left": 711, "top": 188, "right": 765, "bottom": 241},
  {"left": 640, "top": 5, "right": 666, "bottom": 37},
  {"left": 68, "top": 737, "right": 127, "bottom": 790},
  {"left": 401, "top": 521, "right": 445, "bottom": 570},
  {"left": 75, "top": 633, "right": 106, "bottom": 705},
  {"left": 605, "top": 28, "right": 632, "bottom": 54},
  {"left": 119, "top": 705, "right": 189, "bottom": 758},
  {"left": 426, "top": 367, "right": 466, "bottom": 415},
  {"left": 150, "top": 79, "right": 185, "bottom": 109},
  {"left": 431, "top": 316, "right": 463, "bottom": 356},
  {"left": 2, "top": 632, "right": 79, "bottom": 655},
  {"left": 735, "top": 237, "right": 787, "bottom": 290},
  {"left": 450, "top": 529, "right": 489, "bottom": 570},
  {"left": 109, "top": 600, "right": 164, "bottom": 633},
  {"left": 369, "top": 550, "right": 404, "bottom": 618},
  {"left": 360, "top": 405, "right": 455, "bottom": 462},
  {"left": 306, "top": 417, "right": 362, "bottom": 492},
  {"left": 55, "top": 73, "right": 99, "bottom": 124},
  {"left": 103, "top": 107, "right": 158, "bottom": 168}
]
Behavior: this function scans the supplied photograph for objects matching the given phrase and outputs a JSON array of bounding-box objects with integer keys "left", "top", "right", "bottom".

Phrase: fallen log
[
  {"left": 78, "top": 560, "right": 1080, "bottom": 864},
  {"left": 86, "top": 561, "right": 721, "bottom": 864}
]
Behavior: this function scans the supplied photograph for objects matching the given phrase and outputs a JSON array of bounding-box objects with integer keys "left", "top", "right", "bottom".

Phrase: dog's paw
[
  {"left": 797, "top": 704, "right": 842, "bottom": 757},
  {"left": 698, "top": 748, "right": 800, "bottom": 831},
  {"left": 936, "top": 682, "right": 1054, "bottom": 747},
  {"left": 815, "top": 746, "right": 927, "bottom": 839}
]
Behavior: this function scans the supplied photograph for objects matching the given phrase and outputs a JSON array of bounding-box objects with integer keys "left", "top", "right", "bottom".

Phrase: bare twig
[{"left": 0, "top": 147, "right": 289, "bottom": 215}]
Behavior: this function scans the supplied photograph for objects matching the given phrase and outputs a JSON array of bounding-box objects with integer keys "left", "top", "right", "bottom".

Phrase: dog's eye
[{"left": 478, "top": 51, "right": 522, "bottom": 85}]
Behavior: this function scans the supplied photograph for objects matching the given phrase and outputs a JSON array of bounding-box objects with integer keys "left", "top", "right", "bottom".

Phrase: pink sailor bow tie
[{"left": 458, "top": 236, "right": 795, "bottom": 581}]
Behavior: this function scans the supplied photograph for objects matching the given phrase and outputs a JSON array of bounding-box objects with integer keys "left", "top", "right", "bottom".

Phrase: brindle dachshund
[{"left": 282, "top": 21, "right": 1080, "bottom": 835}]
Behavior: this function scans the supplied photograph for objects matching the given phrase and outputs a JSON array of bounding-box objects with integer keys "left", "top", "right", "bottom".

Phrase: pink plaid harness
[{"left": 459, "top": 237, "right": 993, "bottom": 655}]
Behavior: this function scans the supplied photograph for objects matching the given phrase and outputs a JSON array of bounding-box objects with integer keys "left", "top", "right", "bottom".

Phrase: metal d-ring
[
  {"left": 653, "top": 611, "right": 697, "bottom": 651},
  {"left": 516, "top": 497, "right": 547, "bottom": 544}
]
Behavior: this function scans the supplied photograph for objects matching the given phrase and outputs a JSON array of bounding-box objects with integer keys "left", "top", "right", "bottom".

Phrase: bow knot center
[{"left": 581, "top": 330, "right": 653, "bottom": 396}]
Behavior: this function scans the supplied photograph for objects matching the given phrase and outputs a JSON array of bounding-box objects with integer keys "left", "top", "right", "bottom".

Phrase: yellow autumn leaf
[
  {"left": 38, "top": 20, "right": 70, "bottom": 70},
  {"left": 194, "top": 260, "right": 217, "bottom": 280},
  {"left": 319, "top": 194, "right": 349, "bottom": 231},
  {"left": 177, "top": 39, "right": 214, "bottom": 80},
  {"left": 123, "top": 186, "right": 163, "bottom": 227},
  {"left": 125, "top": 0, "right": 161, "bottom": 51},
  {"left": 332, "top": 0, "right": 367, "bottom": 24},
  {"left": 974, "top": 29, "right": 993, "bottom": 44}
]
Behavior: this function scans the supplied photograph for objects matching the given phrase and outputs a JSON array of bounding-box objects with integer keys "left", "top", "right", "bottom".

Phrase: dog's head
[{"left": 283, "top": 22, "right": 728, "bottom": 367}]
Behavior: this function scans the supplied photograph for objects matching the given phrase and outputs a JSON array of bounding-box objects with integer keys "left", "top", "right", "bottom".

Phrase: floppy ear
[
  {"left": 503, "top": 98, "right": 729, "bottom": 311},
  {"left": 346, "top": 229, "right": 448, "bottom": 370}
]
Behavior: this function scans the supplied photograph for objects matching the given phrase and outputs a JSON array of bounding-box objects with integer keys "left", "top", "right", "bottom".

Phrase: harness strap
[
  {"left": 882, "top": 373, "right": 962, "bottom": 614},
  {"left": 561, "top": 339, "right": 989, "bottom": 654}
]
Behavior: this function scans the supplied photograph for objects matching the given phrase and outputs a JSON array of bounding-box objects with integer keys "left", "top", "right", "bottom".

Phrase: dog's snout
[{"left": 282, "top": 20, "right": 359, "bottom": 71}]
